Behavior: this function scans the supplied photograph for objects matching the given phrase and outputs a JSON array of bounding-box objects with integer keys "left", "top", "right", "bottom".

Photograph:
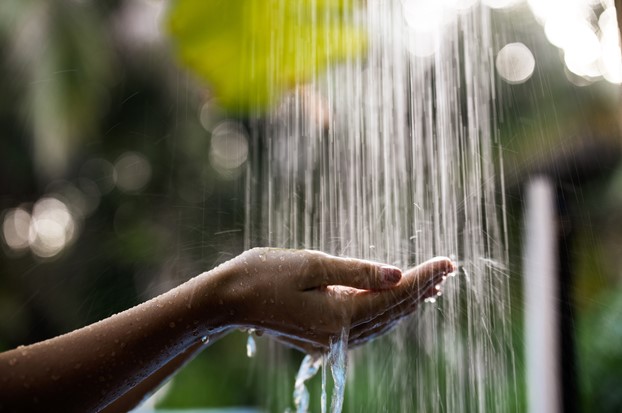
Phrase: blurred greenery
[
  {"left": 167, "top": 0, "right": 365, "bottom": 112},
  {"left": 0, "top": 0, "right": 621, "bottom": 412}
]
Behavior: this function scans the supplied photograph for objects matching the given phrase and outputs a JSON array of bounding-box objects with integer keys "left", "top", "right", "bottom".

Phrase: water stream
[{"left": 245, "top": 0, "right": 514, "bottom": 411}]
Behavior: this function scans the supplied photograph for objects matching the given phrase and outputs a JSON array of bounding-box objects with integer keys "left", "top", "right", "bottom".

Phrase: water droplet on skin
[
  {"left": 259, "top": 253, "right": 267, "bottom": 262},
  {"left": 280, "top": 256, "right": 285, "bottom": 261},
  {"left": 201, "top": 336, "right": 209, "bottom": 344},
  {"left": 8, "top": 358, "right": 17, "bottom": 366}
]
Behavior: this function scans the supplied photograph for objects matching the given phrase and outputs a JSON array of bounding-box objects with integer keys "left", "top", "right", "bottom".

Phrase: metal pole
[{"left": 524, "top": 177, "right": 561, "bottom": 413}]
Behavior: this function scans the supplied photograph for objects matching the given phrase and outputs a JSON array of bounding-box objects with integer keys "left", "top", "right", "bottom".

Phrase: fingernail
[{"left": 381, "top": 266, "right": 402, "bottom": 284}]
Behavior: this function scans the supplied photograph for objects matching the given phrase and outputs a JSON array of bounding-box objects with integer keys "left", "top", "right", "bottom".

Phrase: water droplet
[
  {"left": 247, "top": 332, "right": 257, "bottom": 358},
  {"left": 424, "top": 297, "right": 437, "bottom": 304},
  {"left": 8, "top": 358, "right": 17, "bottom": 366},
  {"left": 259, "top": 253, "right": 267, "bottom": 262},
  {"left": 201, "top": 336, "right": 209, "bottom": 344}
]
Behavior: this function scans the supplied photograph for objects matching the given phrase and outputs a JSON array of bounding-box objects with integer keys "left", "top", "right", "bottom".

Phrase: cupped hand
[{"left": 220, "top": 248, "right": 454, "bottom": 353}]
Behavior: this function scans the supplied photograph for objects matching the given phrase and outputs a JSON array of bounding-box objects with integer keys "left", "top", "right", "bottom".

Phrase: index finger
[{"left": 301, "top": 251, "right": 402, "bottom": 291}]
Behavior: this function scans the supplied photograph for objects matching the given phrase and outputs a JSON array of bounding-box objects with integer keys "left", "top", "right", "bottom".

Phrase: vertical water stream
[{"left": 245, "top": 1, "right": 514, "bottom": 411}]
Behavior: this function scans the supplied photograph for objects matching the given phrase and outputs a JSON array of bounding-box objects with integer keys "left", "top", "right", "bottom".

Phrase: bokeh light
[
  {"left": 29, "top": 197, "right": 77, "bottom": 258},
  {"left": 209, "top": 121, "right": 249, "bottom": 179},
  {"left": 402, "top": 0, "right": 448, "bottom": 33},
  {"left": 2, "top": 197, "right": 80, "bottom": 259},
  {"left": 2, "top": 208, "right": 32, "bottom": 253},
  {"left": 482, "top": 0, "right": 524, "bottom": 10},
  {"left": 496, "top": 42, "right": 536, "bottom": 84},
  {"left": 114, "top": 152, "right": 152, "bottom": 193},
  {"left": 528, "top": 0, "right": 622, "bottom": 84}
]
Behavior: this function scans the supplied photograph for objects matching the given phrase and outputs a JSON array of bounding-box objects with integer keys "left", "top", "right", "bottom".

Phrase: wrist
[{"left": 181, "top": 259, "right": 243, "bottom": 334}]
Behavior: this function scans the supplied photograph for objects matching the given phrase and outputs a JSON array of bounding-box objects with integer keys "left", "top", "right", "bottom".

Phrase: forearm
[
  {"left": 100, "top": 330, "right": 228, "bottom": 413},
  {"left": 0, "top": 267, "right": 234, "bottom": 413}
]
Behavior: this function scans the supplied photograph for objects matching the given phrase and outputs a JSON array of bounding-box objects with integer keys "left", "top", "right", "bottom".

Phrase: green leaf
[{"left": 167, "top": 0, "right": 366, "bottom": 113}]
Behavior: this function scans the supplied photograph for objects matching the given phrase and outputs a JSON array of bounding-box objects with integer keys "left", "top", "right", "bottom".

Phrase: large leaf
[{"left": 167, "top": 0, "right": 365, "bottom": 112}]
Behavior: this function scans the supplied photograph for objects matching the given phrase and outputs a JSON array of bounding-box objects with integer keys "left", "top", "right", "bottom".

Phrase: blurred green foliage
[{"left": 167, "top": 0, "right": 365, "bottom": 112}]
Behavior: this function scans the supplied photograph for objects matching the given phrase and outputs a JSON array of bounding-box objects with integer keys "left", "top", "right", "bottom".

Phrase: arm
[
  {"left": 100, "top": 331, "right": 227, "bottom": 413},
  {"left": 0, "top": 248, "right": 454, "bottom": 412}
]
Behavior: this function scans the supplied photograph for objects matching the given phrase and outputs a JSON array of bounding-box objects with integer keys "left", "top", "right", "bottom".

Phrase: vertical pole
[{"left": 524, "top": 177, "right": 561, "bottom": 413}]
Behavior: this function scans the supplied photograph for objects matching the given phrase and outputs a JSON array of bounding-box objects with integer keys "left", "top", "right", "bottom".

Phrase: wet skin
[{"left": 0, "top": 248, "right": 455, "bottom": 412}]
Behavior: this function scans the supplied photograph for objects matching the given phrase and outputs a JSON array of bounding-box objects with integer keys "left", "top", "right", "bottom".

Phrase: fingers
[
  {"left": 301, "top": 251, "right": 402, "bottom": 291},
  {"left": 349, "top": 320, "right": 399, "bottom": 348},
  {"left": 348, "top": 256, "right": 454, "bottom": 326}
]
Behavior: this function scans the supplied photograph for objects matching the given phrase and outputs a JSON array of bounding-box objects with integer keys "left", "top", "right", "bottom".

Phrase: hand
[{"left": 218, "top": 248, "right": 455, "bottom": 353}]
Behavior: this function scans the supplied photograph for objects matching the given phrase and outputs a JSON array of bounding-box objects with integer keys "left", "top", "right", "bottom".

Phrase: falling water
[
  {"left": 245, "top": 0, "right": 514, "bottom": 411},
  {"left": 293, "top": 354, "right": 323, "bottom": 413}
]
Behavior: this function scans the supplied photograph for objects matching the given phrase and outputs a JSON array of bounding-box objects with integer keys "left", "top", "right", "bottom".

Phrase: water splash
[
  {"left": 246, "top": 330, "right": 257, "bottom": 358},
  {"left": 321, "top": 355, "right": 328, "bottom": 413},
  {"left": 293, "top": 354, "right": 323, "bottom": 413},
  {"left": 328, "top": 329, "right": 348, "bottom": 413}
]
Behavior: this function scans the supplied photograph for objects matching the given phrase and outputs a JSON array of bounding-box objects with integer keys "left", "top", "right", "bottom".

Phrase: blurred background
[{"left": 0, "top": 0, "right": 621, "bottom": 411}]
